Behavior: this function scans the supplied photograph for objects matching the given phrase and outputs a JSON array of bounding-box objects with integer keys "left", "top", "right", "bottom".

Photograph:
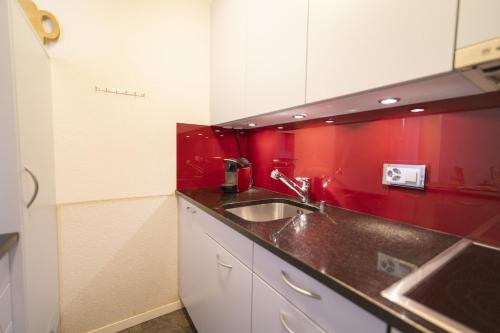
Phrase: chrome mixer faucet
[{"left": 270, "top": 169, "right": 310, "bottom": 203}]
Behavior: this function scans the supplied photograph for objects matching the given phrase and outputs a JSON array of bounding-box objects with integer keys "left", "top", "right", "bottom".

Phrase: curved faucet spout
[{"left": 270, "top": 169, "right": 310, "bottom": 203}]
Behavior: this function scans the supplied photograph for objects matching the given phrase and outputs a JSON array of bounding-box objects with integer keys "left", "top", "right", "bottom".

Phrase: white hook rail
[{"left": 95, "top": 86, "right": 146, "bottom": 98}]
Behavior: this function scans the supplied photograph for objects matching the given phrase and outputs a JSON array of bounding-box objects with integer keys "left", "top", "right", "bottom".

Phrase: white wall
[
  {"left": 33, "top": 0, "right": 211, "bottom": 331},
  {"left": 38, "top": 0, "right": 210, "bottom": 203}
]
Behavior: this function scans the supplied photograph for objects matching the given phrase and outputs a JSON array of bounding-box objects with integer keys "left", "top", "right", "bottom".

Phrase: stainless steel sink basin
[{"left": 224, "top": 200, "right": 317, "bottom": 222}]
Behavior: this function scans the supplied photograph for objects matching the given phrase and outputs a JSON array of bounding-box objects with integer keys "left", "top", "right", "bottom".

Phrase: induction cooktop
[{"left": 382, "top": 239, "right": 500, "bottom": 333}]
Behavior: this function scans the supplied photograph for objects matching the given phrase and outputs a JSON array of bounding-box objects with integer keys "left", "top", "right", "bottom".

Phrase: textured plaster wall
[
  {"left": 32, "top": 0, "right": 211, "bottom": 331},
  {"left": 58, "top": 196, "right": 178, "bottom": 332}
]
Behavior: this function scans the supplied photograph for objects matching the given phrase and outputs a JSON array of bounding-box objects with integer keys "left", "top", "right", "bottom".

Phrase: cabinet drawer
[
  {"left": 0, "top": 283, "right": 13, "bottom": 332},
  {"left": 253, "top": 274, "right": 327, "bottom": 333},
  {"left": 0, "top": 255, "right": 10, "bottom": 299},
  {"left": 201, "top": 235, "right": 252, "bottom": 333},
  {"left": 178, "top": 197, "right": 253, "bottom": 267},
  {"left": 254, "top": 244, "right": 387, "bottom": 333}
]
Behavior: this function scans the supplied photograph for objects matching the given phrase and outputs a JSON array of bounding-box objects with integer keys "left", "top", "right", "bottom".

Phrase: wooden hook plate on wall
[{"left": 18, "top": 0, "right": 60, "bottom": 44}]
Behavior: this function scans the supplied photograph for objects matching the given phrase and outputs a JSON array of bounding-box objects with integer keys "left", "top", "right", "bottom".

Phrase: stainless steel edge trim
[
  {"left": 381, "top": 239, "right": 476, "bottom": 333},
  {"left": 382, "top": 239, "right": 471, "bottom": 298},
  {"left": 281, "top": 271, "right": 321, "bottom": 300},
  {"left": 385, "top": 296, "right": 478, "bottom": 333},
  {"left": 473, "top": 241, "right": 500, "bottom": 251},
  {"left": 24, "top": 166, "right": 39, "bottom": 209},
  {"left": 279, "top": 312, "right": 296, "bottom": 333}
]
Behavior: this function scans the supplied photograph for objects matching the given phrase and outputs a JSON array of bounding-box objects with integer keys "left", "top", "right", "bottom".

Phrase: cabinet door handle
[
  {"left": 281, "top": 271, "right": 321, "bottom": 300},
  {"left": 216, "top": 254, "right": 233, "bottom": 269},
  {"left": 24, "top": 166, "right": 39, "bottom": 208},
  {"left": 279, "top": 312, "right": 296, "bottom": 333},
  {"left": 186, "top": 206, "right": 197, "bottom": 214}
]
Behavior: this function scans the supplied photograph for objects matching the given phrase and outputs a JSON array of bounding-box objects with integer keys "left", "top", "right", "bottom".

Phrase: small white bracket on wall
[{"left": 95, "top": 86, "right": 146, "bottom": 98}]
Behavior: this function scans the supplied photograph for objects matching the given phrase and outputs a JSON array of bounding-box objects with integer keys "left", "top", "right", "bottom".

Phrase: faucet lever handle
[
  {"left": 295, "top": 177, "right": 311, "bottom": 186},
  {"left": 295, "top": 176, "right": 310, "bottom": 181},
  {"left": 270, "top": 169, "right": 281, "bottom": 180}
]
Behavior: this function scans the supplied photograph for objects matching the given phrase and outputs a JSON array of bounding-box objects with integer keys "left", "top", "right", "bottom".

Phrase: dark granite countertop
[
  {"left": 0, "top": 233, "right": 19, "bottom": 259},
  {"left": 176, "top": 187, "right": 462, "bottom": 333}
]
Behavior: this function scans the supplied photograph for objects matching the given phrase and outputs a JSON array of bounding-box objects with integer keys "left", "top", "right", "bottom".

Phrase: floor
[{"left": 119, "top": 309, "right": 197, "bottom": 333}]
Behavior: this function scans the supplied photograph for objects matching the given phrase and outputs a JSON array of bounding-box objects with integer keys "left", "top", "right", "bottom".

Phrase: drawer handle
[
  {"left": 280, "top": 312, "right": 296, "bottom": 333},
  {"left": 186, "top": 206, "right": 197, "bottom": 214},
  {"left": 281, "top": 271, "right": 321, "bottom": 300},
  {"left": 216, "top": 254, "right": 233, "bottom": 269}
]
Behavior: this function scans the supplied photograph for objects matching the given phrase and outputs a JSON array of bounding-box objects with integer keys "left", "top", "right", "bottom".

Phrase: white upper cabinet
[
  {"left": 210, "top": 0, "right": 247, "bottom": 125},
  {"left": 211, "top": 0, "right": 461, "bottom": 124},
  {"left": 210, "top": 0, "right": 308, "bottom": 125},
  {"left": 456, "top": 0, "right": 500, "bottom": 49},
  {"left": 306, "top": 0, "right": 458, "bottom": 103},
  {"left": 245, "top": 0, "right": 308, "bottom": 116}
]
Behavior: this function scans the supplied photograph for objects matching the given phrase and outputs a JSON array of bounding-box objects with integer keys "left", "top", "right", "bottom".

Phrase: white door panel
[{"left": 10, "top": 1, "right": 59, "bottom": 332}]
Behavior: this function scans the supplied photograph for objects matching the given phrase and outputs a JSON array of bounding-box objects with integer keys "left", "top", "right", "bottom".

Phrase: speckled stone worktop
[{"left": 176, "top": 187, "right": 461, "bottom": 333}]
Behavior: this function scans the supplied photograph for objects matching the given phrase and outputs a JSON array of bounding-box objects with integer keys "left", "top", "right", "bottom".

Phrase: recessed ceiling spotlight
[
  {"left": 378, "top": 97, "right": 400, "bottom": 105},
  {"left": 215, "top": 129, "right": 221, "bottom": 133},
  {"left": 292, "top": 113, "right": 307, "bottom": 119},
  {"left": 248, "top": 123, "right": 256, "bottom": 127},
  {"left": 219, "top": 134, "right": 224, "bottom": 137},
  {"left": 410, "top": 108, "right": 425, "bottom": 113},
  {"left": 197, "top": 133, "right": 203, "bottom": 136},
  {"left": 185, "top": 135, "right": 190, "bottom": 138},
  {"left": 325, "top": 119, "right": 335, "bottom": 124},
  {"left": 277, "top": 126, "right": 284, "bottom": 130}
]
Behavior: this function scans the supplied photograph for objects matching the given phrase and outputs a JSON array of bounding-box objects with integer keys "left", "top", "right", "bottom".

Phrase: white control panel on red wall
[{"left": 382, "top": 164, "right": 426, "bottom": 189}]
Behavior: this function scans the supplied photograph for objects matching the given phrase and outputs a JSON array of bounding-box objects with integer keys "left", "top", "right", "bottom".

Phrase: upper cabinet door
[
  {"left": 306, "top": 0, "right": 458, "bottom": 103},
  {"left": 456, "top": 0, "right": 500, "bottom": 49},
  {"left": 210, "top": 0, "right": 247, "bottom": 125},
  {"left": 245, "top": 0, "right": 308, "bottom": 116}
]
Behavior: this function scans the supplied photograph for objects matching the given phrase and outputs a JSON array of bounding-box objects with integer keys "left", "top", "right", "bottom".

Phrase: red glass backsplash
[
  {"left": 177, "top": 95, "right": 500, "bottom": 246},
  {"left": 177, "top": 123, "right": 248, "bottom": 189}
]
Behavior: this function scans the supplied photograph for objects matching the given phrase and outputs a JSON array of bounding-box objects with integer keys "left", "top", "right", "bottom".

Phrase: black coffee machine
[{"left": 221, "top": 158, "right": 253, "bottom": 193}]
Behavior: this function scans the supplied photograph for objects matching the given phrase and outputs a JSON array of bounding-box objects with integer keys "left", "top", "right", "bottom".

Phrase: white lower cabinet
[
  {"left": 200, "top": 235, "right": 252, "bottom": 333},
  {"left": 179, "top": 197, "right": 388, "bottom": 333},
  {"left": 252, "top": 274, "right": 327, "bottom": 333},
  {"left": 179, "top": 198, "right": 252, "bottom": 333},
  {"left": 254, "top": 244, "right": 387, "bottom": 333},
  {"left": 179, "top": 200, "right": 206, "bottom": 328}
]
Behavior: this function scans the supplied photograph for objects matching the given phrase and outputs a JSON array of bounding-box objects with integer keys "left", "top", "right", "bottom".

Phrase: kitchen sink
[{"left": 224, "top": 199, "right": 317, "bottom": 222}]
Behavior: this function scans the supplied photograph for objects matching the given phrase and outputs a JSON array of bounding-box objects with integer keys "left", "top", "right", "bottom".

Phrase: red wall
[{"left": 177, "top": 94, "right": 500, "bottom": 246}]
